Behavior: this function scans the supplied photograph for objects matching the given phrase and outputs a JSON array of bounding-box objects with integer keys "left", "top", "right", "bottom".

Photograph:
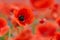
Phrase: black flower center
[{"left": 18, "top": 15, "right": 24, "bottom": 21}]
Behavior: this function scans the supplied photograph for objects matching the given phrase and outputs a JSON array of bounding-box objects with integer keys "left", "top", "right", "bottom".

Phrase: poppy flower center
[{"left": 18, "top": 15, "right": 24, "bottom": 21}]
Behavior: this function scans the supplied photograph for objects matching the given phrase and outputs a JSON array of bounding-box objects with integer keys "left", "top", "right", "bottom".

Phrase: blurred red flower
[
  {"left": 55, "top": 33, "right": 60, "bottom": 40},
  {"left": 52, "top": 32, "right": 60, "bottom": 40},
  {"left": 56, "top": 17, "right": 60, "bottom": 26},
  {"left": 36, "top": 21, "right": 58, "bottom": 37},
  {"left": 14, "top": 29, "right": 33, "bottom": 40},
  {"left": 45, "top": 4, "right": 60, "bottom": 20},
  {"left": 0, "top": 18, "right": 9, "bottom": 36},
  {"left": 30, "top": 0, "right": 54, "bottom": 9}
]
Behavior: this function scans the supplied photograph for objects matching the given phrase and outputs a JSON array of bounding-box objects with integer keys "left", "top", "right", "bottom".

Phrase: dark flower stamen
[{"left": 18, "top": 15, "right": 24, "bottom": 21}]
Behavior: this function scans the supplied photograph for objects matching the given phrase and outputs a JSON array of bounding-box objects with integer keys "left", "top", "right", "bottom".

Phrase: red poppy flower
[
  {"left": 13, "top": 7, "right": 34, "bottom": 26},
  {"left": 36, "top": 24, "right": 49, "bottom": 37},
  {"left": 45, "top": 4, "right": 60, "bottom": 20},
  {"left": 30, "top": 0, "right": 54, "bottom": 9},
  {"left": 50, "top": 4, "right": 60, "bottom": 19},
  {"left": 36, "top": 22, "right": 58, "bottom": 37},
  {"left": 0, "top": 18, "right": 9, "bottom": 36},
  {"left": 56, "top": 17, "right": 60, "bottom": 26},
  {"left": 14, "top": 29, "right": 33, "bottom": 40},
  {"left": 55, "top": 33, "right": 60, "bottom": 40},
  {"left": 53, "top": 32, "right": 60, "bottom": 40},
  {"left": 46, "top": 22, "right": 58, "bottom": 37}
]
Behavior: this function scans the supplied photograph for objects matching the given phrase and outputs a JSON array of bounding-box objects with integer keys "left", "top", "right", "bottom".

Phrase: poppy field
[{"left": 0, "top": 0, "right": 60, "bottom": 40}]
